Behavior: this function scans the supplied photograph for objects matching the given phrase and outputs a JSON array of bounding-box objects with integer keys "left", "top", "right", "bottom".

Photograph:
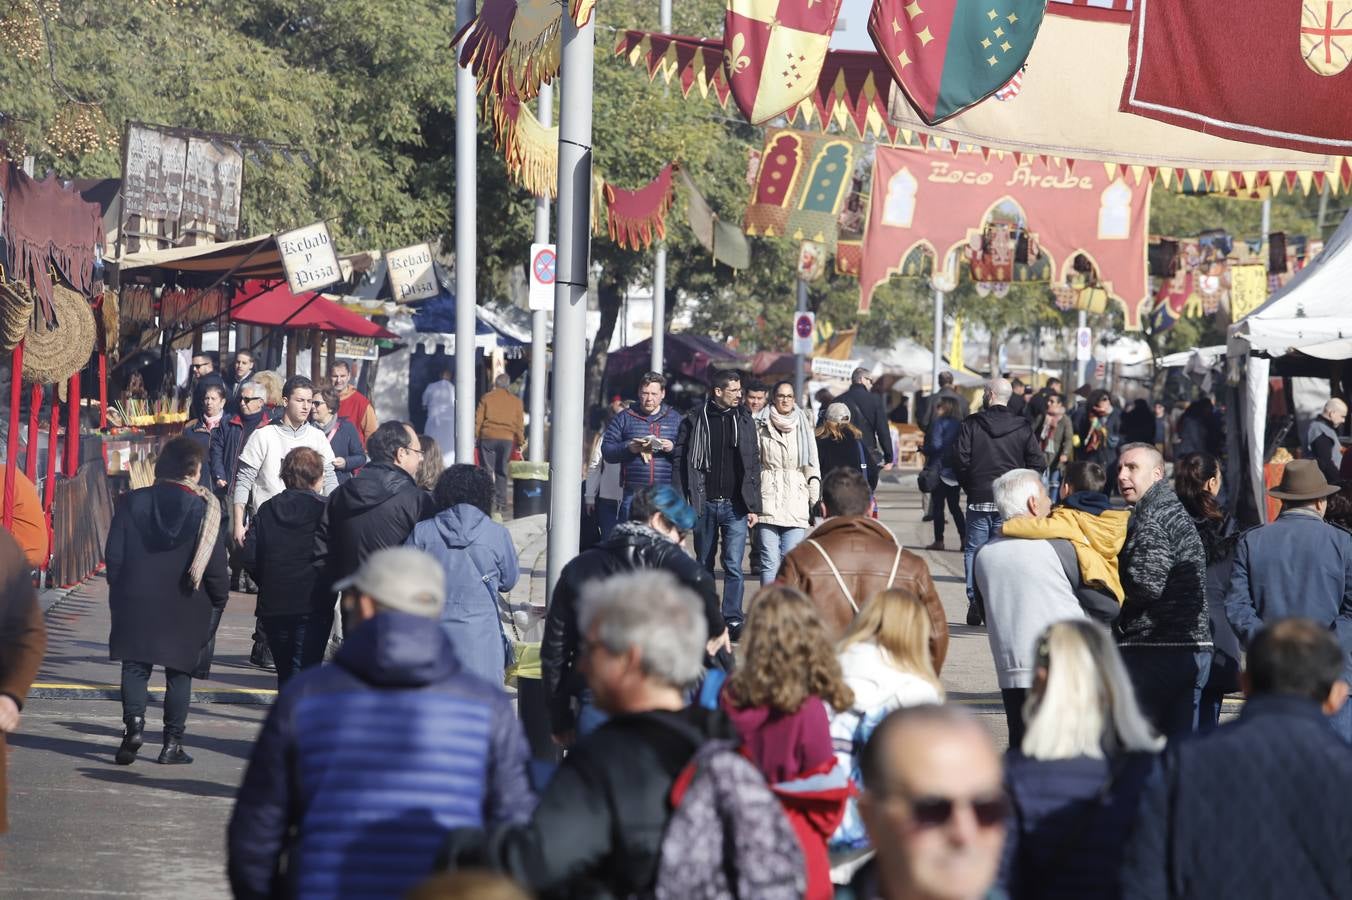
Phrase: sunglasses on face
[{"left": 901, "top": 791, "right": 1009, "bottom": 829}]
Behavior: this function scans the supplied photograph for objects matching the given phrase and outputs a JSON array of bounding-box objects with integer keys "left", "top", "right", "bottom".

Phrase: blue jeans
[
  {"left": 1042, "top": 467, "right": 1063, "bottom": 500},
  {"left": 694, "top": 498, "right": 750, "bottom": 628},
  {"left": 757, "top": 524, "right": 806, "bottom": 585},
  {"left": 617, "top": 487, "right": 643, "bottom": 526},
  {"left": 964, "top": 509, "right": 1003, "bottom": 604},
  {"left": 1120, "top": 647, "right": 1212, "bottom": 739},
  {"left": 260, "top": 611, "right": 333, "bottom": 687}
]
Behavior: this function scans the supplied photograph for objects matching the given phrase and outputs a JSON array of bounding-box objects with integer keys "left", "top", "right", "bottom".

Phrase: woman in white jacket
[
  {"left": 829, "top": 587, "right": 945, "bottom": 883},
  {"left": 755, "top": 380, "right": 821, "bottom": 584}
]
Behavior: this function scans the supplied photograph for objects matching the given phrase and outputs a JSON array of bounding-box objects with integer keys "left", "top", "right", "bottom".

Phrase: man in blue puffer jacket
[
  {"left": 227, "top": 547, "right": 534, "bottom": 900},
  {"left": 602, "top": 371, "right": 684, "bottom": 522}
]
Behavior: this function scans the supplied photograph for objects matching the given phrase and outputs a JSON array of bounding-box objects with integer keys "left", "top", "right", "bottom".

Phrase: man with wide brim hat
[{"left": 1226, "top": 457, "right": 1352, "bottom": 742}]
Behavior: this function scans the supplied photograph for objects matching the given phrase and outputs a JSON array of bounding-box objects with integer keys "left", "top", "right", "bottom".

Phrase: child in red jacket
[{"left": 722, "top": 585, "right": 856, "bottom": 900}]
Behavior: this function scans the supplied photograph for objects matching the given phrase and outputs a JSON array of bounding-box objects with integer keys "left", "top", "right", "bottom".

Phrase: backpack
[
  {"left": 829, "top": 704, "right": 896, "bottom": 852},
  {"left": 653, "top": 739, "right": 806, "bottom": 900}
]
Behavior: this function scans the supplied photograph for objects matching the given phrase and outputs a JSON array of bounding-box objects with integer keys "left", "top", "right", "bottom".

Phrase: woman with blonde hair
[
  {"left": 251, "top": 370, "right": 284, "bottom": 420},
  {"left": 998, "top": 619, "right": 1164, "bottom": 900},
  {"left": 416, "top": 434, "right": 445, "bottom": 491},
  {"left": 828, "top": 588, "right": 943, "bottom": 883},
  {"left": 722, "top": 585, "right": 854, "bottom": 900}
]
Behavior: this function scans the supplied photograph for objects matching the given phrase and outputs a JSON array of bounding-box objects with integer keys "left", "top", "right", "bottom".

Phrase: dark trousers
[
  {"left": 120, "top": 660, "right": 191, "bottom": 738},
  {"left": 479, "top": 438, "right": 514, "bottom": 513},
  {"left": 260, "top": 611, "right": 334, "bottom": 687},
  {"left": 930, "top": 482, "right": 966, "bottom": 544},
  {"left": 596, "top": 498, "right": 620, "bottom": 542},
  {"left": 1002, "top": 688, "right": 1028, "bottom": 750},
  {"left": 1120, "top": 647, "right": 1212, "bottom": 739}
]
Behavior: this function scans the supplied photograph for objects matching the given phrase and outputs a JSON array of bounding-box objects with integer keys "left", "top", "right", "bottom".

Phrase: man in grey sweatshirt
[{"left": 973, "top": 468, "right": 1086, "bottom": 748}]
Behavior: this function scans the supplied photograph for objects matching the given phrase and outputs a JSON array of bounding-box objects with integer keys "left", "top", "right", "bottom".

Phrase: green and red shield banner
[
  {"left": 871, "top": 0, "right": 1048, "bottom": 124},
  {"left": 724, "top": 0, "right": 845, "bottom": 124}
]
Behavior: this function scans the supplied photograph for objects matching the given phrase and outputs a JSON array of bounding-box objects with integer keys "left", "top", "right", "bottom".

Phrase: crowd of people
[{"left": 6, "top": 354, "right": 1352, "bottom": 898}]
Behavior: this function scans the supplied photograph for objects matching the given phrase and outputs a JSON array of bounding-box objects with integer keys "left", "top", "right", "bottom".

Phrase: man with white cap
[{"left": 228, "top": 547, "right": 535, "bottom": 900}]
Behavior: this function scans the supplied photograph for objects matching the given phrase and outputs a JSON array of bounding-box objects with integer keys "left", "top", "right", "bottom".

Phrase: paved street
[{"left": 0, "top": 475, "right": 1004, "bottom": 896}]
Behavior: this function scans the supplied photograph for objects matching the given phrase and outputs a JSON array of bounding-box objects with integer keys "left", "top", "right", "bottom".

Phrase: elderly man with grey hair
[
  {"left": 973, "top": 468, "right": 1085, "bottom": 747},
  {"left": 954, "top": 377, "right": 1046, "bottom": 626},
  {"left": 1308, "top": 396, "right": 1348, "bottom": 484},
  {"left": 443, "top": 569, "right": 735, "bottom": 898}
]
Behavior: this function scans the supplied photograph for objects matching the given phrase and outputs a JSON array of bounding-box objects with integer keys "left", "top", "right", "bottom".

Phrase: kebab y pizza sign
[
  {"left": 278, "top": 223, "right": 342, "bottom": 294},
  {"left": 386, "top": 243, "right": 439, "bottom": 302}
]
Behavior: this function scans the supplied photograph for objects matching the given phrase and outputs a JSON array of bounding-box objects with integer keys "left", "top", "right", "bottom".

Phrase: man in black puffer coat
[
  {"left": 313, "top": 421, "right": 436, "bottom": 599},
  {"left": 543, "top": 486, "right": 725, "bottom": 741}
]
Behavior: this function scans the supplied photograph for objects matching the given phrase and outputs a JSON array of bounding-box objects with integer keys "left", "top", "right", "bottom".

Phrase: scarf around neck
[
  {"left": 689, "top": 400, "right": 739, "bottom": 473},
  {"left": 157, "top": 477, "right": 219, "bottom": 590},
  {"left": 769, "top": 406, "right": 816, "bottom": 467}
]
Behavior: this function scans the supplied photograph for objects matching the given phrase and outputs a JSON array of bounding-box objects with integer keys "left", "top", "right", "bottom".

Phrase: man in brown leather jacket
[{"left": 777, "top": 467, "right": 949, "bottom": 671}]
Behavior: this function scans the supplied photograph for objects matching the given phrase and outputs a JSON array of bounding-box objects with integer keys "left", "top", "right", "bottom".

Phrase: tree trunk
[{"left": 585, "top": 274, "right": 623, "bottom": 416}]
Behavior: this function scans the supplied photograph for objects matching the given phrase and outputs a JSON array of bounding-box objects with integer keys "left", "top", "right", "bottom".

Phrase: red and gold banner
[
  {"left": 456, "top": 0, "right": 560, "bottom": 103},
  {"left": 605, "top": 164, "right": 677, "bottom": 251},
  {"left": 860, "top": 145, "right": 1151, "bottom": 326},
  {"left": 723, "top": 0, "right": 844, "bottom": 124},
  {"left": 745, "top": 129, "right": 856, "bottom": 248}
]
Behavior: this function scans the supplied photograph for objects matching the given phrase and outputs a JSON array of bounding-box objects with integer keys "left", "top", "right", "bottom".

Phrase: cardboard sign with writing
[
  {"left": 386, "top": 243, "right": 439, "bottom": 303},
  {"left": 277, "top": 222, "right": 342, "bottom": 294}
]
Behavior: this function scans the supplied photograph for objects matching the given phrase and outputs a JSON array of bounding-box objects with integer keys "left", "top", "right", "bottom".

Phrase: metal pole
[
  {"left": 528, "top": 83, "right": 553, "bottom": 463},
  {"left": 650, "top": 0, "right": 672, "bottom": 373},
  {"left": 453, "top": 0, "right": 478, "bottom": 465},
  {"left": 794, "top": 278, "right": 808, "bottom": 403},
  {"left": 931, "top": 285, "right": 943, "bottom": 394},
  {"left": 1076, "top": 309, "right": 1089, "bottom": 388},
  {"left": 546, "top": 8, "right": 596, "bottom": 596},
  {"left": 1261, "top": 195, "right": 1271, "bottom": 247}
]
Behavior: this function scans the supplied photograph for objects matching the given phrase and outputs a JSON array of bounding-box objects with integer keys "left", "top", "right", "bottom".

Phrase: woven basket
[
  {"left": 0, "top": 279, "right": 33, "bottom": 353},
  {"left": 23, "top": 284, "right": 95, "bottom": 386}
]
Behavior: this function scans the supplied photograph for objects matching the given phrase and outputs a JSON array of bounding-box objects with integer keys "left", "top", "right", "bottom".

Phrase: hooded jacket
[
  {"left": 543, "top": 521, "right": 722, "bottom": 732},
  {"left": 227, "top": 611, "right": 535, "bottom": 900},
  {"left": 241, "top": 489, "right": 327, "bottom": 618},
  {"left": 407, "top": 504, "right": 520, "bottom": 686},
  {"left": 601, "top": 403, "right": 684, "bottom": 489},
  {"left": 954, "top": 405, "right": 1046, "bottom": 505},
  {"left": 314, "top": 462, "right": 437, "bottom": 593},
  {"left": 777, "top": 516, "right": 949, "bottom": 670},
  {"left": 106, "top": 483, "right": 229, "bottom": 673},
  {"left": 1000, "top": 491, "right": 1130, "bottom": 602},
  {"left": 443, "top": 706, "right": 736, "bottom": 900}
]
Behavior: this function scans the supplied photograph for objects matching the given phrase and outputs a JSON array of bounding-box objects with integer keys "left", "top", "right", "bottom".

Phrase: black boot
[
  {"left": 114, "top": 716, "right": 145, "bottom": 765},
  {"left": 157, "top": 734, "right": 194, "bottom": 765}
]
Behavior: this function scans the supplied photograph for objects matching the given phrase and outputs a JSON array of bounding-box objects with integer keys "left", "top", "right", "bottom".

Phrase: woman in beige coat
[{"left": 755, "top": 380, "right": 821, "bottom": 584}]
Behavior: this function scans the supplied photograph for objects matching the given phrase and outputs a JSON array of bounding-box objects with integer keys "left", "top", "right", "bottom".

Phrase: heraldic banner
[
  {"left": 859, "top": 145, "right": 1151, "bottom": 325},
  {"left": 724, "top": 0, "right": 844, "bottom": 124},
  {"left": 745, "top": 129, "right": 856, "bottom": 248},
  {"left": 871, "top": 0, "right": 1047, "bottom": 124},
  {"left": 1121, "top": 0, "right": 1352, "bottom": 155}
]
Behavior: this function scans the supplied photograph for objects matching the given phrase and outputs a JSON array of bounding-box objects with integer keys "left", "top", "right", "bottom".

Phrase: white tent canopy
[
  {"left": 1231, "top": 208, "right": 1352, "bottom": 360},
  {"left": 856, "top": 337, "right": 984, "bottom": 390}
]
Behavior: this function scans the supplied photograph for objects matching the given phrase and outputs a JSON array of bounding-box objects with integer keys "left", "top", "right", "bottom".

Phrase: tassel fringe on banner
[
  {"left": 492, "top": 91, "right": 560, "bottom": 199},
  {"left": 456, "top": 0, "right": 561, "bottom": 105},
  {"left": 605, "top": 164, "right": 677, "bottom": 251}
]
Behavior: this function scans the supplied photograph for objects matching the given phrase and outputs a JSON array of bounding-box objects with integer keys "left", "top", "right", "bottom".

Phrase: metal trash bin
[{"left": 509, "top": 461, "right": 550, "bottom": 518}]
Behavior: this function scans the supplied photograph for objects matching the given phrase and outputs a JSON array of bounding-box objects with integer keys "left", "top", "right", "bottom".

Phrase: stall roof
[
  {"left": 1232, "top": 209, "right": 1352, "bottom": 360},
  {"left": 116, "top": 234, "right": 286, "bottom": 278},
  {"left": 232, "top": 280, "right": 397, "bottom": 339},
  {"left": 857, "top": 337, "right": 984, "bottom": 389},
  {"left": 605, "top": 333, "right": 744, "bottom": 384}
]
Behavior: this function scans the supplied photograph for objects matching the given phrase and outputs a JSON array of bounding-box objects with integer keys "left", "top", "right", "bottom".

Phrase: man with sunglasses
[
  {"left": 854, "top": 705, "right": 1008, "bottom": 900},
  {"left": 188, "top": 351, "right": 227, "bottom": 422}
]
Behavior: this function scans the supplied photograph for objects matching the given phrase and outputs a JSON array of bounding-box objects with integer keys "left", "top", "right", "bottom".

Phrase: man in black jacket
[
  {"left": 954, "top": 378, "right": 1045, "bottom": 626},
  {"left": 314, "top": 421, "right": 437, "bottom": 601},
  {"left": 545, "top": 486, "right": 725, "bottom": 741},
  {"left": 673, "top": 370, "right": 762, "bottom": 639},
  {"left": 1121, "top": 618, "right": 1352, "bottom": 899},
  {"left": 835, "top": 367, "right": 893, "bottom": 488},
  {"left": 444, "top": 569, "right": 733, "bottom": 899}
]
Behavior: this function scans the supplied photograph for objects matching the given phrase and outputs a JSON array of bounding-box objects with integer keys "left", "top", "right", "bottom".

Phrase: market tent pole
[
  {"left": 43, "top": 391, "right": 58, "bottom": 579},
  {"left": 24, "top": 384, "right": 40, "bottom": 477},
  {"left": 4, "top": 341, "right": 23, "bottom": 531},
  {"left": 528, "top": 82, "right": 553, "bottom": 464},
  {"left": 650, "top": 0, "right": 672, "bottom": 374},
  {"left": 98, "top": 353, "right": 107, "bottom": 430},
  {"left": 64, "top": 373, "right": 80, "bottom": 476},
  {"left": 794, "top": 278, "right": 807, "bottom": 403},
  {"left": 546, "top": 7, "right": 596, "bottom": 596},
  {"left": 1076, "top": 310, "right": 1088, "bottom": 387},
  {"left": 453, "top": 0, "right": 478, "bottom": 465},
  {"left": 931, "top": 285, "right": 943, "bottom": 395},
  {"left": 285, "top": 334, "right": 299, "bottom": 377},
  {"left": 310, "top": 330, "right": 322, "bottom": 382},
  {"left": 326, "top": 333, "right": 337, "bottom": 375}
]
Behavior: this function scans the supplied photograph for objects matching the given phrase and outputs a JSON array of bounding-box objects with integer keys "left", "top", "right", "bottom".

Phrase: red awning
[{"left": 230, "top": 280, "right": 397, "bottom": 339}]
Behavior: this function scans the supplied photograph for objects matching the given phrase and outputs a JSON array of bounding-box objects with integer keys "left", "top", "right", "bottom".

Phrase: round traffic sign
[
  {"left": 532, "top": 247, "right": 557, "bottom": 285},
  {"left": 795, "top": 313, "right": 814, "bottom": 338}
]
